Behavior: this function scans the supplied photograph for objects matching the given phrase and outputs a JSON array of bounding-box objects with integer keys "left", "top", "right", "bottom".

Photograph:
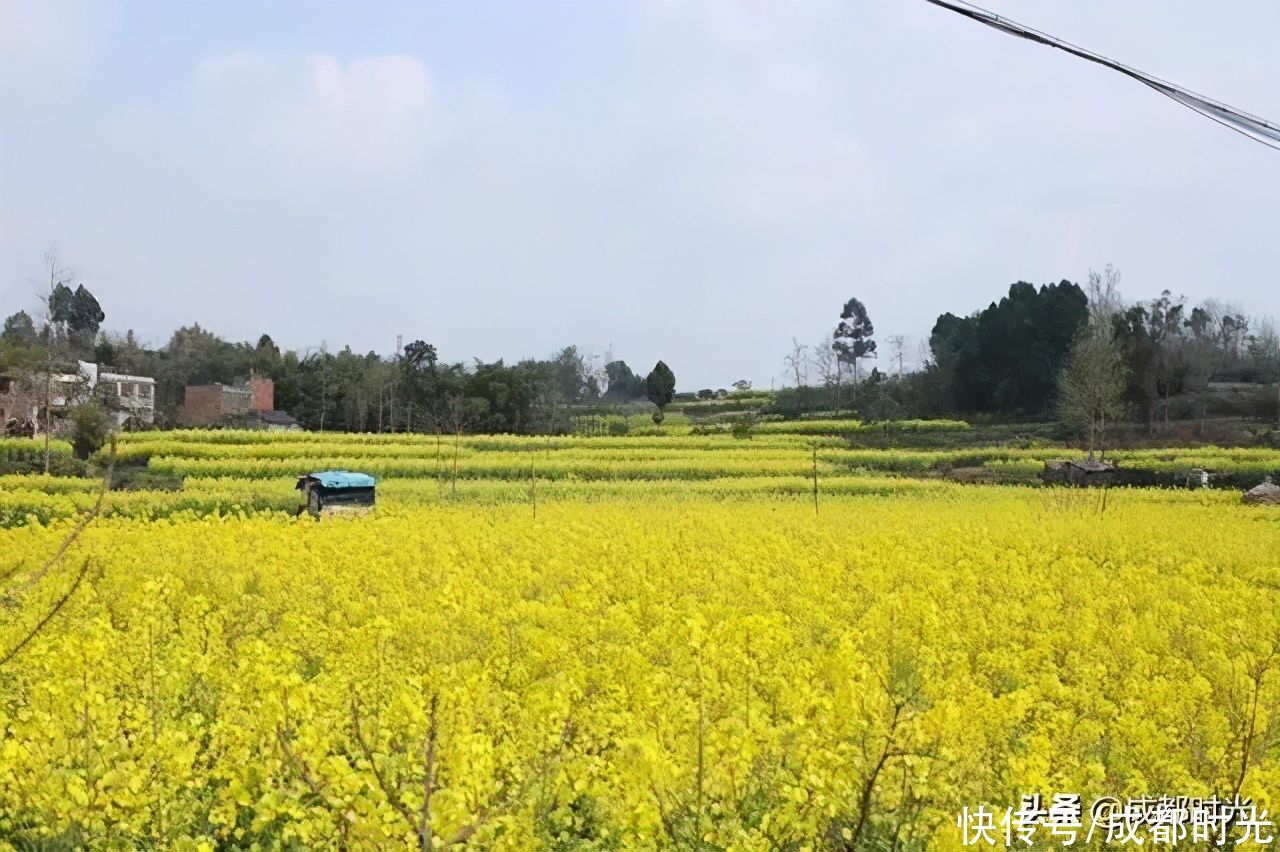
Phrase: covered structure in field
[
  {"left": 296, "top": 470, "right": 376, "bottom": 517},
  {"left": 180, "top": 376, "right": 289, "bottom": 428},
  {"left": 1042, "top": 459, "right": 1117, "bottom": 487},
  {"left": 244, "top": 409, "right": 298, "bottom": 431},
  {"left": 1243, "top": 477, "right": 1280, "bottom": 506},
  {"left": 1043, "top": 459, "right": 1243, "bottom": 490}
]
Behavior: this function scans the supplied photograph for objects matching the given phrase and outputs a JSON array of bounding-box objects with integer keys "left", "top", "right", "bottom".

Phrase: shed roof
[
  {"left": 307, "top": 470, "right": 376, "bottom": 489},
  {"left": 1065, "top": 459, "right": 1114, "bottom": 473},
  {"left": 252, "top": 410, "right": 297, "bottom": 426},
  {"left": 1243, "top": 478, "right": 1280, "bottom": 505}
]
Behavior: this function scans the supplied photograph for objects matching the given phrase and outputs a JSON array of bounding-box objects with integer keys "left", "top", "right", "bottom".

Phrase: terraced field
[
  {"left": 3, "top": 426, "right": 1279, "bottom": 525},
  {"left": 1, "top": 428, "right": 1278, "bottom": 848}
]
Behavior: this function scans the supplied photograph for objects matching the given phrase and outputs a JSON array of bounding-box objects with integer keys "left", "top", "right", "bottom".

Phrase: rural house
[
  {"left": 2, "top": 360, "right": 155, "bottom": 434},
  {"left": 85, "top": 363, "right": 156, "bottom": 427},
  {"left": 179, "top": 376, "right": 295, "bottom": 429}
]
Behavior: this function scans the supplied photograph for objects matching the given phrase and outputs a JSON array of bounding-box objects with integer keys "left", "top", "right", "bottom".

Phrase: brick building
[
  {"left": 179, "top": 376, "right": 295, "bottom": 429},
  {"left": 247, "top": 377, "right": 273, "bottom": 413},
  {"left": 179, "top": 384, "right": 251, "bottom": 426}
]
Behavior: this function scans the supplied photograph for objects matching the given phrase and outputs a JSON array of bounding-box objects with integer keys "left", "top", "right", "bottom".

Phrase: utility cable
[{"left": 924, "top": 0, "right": 1280, "bottom": 151}]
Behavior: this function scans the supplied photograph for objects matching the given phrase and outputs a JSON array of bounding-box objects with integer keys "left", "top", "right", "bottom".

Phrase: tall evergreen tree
[
  {"left": 833, "top": 298, "right": 876, "bottom": 385},
  {"left": 645, "top": 361, "right": 676, "bottom": 424}
]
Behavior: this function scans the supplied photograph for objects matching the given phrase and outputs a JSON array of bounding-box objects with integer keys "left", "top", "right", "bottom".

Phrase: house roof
[
  {"left": 99, "top": 372, "right": 155, "bottom": 384},
  {"left": 252, "top": 410, "right": 297, "bottom": 426},
  {"left": 304, "top": 470, "right": 376, "bottom": 489},
  {"left": 1065, "top": 459, "right": 1113, "bottom": 473},
  {"left": 1244, "top": 480, "right": 1280, "bottom": 499}
]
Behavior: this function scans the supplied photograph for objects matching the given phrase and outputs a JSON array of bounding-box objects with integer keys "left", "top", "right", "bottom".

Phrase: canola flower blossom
[
  {"left": 2, "top": 479, "right": 1278, "bottom": 848},
  {"left": 91, "top": 429, "right": 1280, "bottom": 483}
]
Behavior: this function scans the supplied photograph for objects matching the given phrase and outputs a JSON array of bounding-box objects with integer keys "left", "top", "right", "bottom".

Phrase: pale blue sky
[{"left": 3, "top": 1, "right": 1278, "bottom": 389}]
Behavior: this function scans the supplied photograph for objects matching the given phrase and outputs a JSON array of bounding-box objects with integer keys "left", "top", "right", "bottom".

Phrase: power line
[{"left": 923, "top": 0, "right": 1280, "bottom": 151}]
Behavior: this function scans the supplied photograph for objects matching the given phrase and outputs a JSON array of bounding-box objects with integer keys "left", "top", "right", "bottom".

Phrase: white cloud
[
  {"left": 0, "top": 0, "right": 112, "bottom": 105},
  {"left": 189, "top": 51, "right": 435, "bottom": 180},
  {"left": 195, "top": 50, "right": 272, "bottom": 83},
  {"left": 5, "top": 3, "right": 1280, "bottom": 389},
  {"left": 307, "top": 54, "right": 430, "bottom": 115}
]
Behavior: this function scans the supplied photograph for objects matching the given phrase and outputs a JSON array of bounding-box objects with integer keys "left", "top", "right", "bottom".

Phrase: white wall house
[
  {"left": 97, "top": 370, "right": 156, "bottom": 426},
  {"left": 80, "top": 361, "right": 156, "bottom": 425},
  {"left": 1, "top": 361, "right": 156, "bottom": 433}
]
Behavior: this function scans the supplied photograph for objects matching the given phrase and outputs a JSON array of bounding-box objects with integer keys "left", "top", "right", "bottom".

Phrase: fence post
[
  {"left": 529, "top": 452, "right": 537, "bottom": 519},
  {"left": 812, "top": 444, "right": 819, "bottom": 516}
]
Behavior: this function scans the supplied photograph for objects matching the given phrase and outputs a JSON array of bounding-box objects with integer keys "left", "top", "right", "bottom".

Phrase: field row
[
  {"left": 2, "top": 494, "right": 1276, "bottom": 847},
  {"left": 0, "top": 437, "right": 73, "bottom": 460},
  {"left": 101, "top": 417, "right": 970, "bottom": 446},
  {"left": 0, "top": 474, "right": 964, "bottom": 525},
  {"left": 97, "top": 435, "right": 846, "bottom": 464},
  {"left": 0, "top": 469, "right": 1247, "bottom": 528},
  {"left": 128, "top": 445, "right": 1280, "bottom": 482}
]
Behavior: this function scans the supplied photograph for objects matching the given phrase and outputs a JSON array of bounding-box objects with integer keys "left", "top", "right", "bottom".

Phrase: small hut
[
  {"left": 1042, "top": 459, "right": 1117, "bottom": 487},
  {"left": 1242, "top": 476, "right": 1280, "bottom": 506},
  {"left": 296, "top": 470, "right": 377, "bottom": 517}
]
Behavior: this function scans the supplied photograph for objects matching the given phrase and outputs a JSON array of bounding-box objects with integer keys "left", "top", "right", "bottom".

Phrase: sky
[{"left": 2, "top": 0, "right": 1278, "bottom": 390}]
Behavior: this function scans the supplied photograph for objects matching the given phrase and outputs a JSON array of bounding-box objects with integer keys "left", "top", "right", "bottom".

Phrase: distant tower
[{"left": 396, "top": 334, "right": 403, "bottom": 356}]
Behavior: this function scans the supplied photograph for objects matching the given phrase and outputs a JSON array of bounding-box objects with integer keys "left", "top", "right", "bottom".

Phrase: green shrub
[{"left": 69, "top": 403, "right": 112, "bottom": 460}]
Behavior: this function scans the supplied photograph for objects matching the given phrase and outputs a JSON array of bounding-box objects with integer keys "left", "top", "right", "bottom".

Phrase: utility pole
[
  {"left": 811, "top": 444, "right": 819, "bottom": 516},
  {"left": 43, "top": 326, "right": 53, "bottom": 474},
  {"left": 529, "top": 452, "right": 537, "bottom": 518},
  {"left": 40, "top": 254, "right": 71, "bottom": 476},
  {"left": 319, "top": 360, "right": 328, "bottom": 432}
]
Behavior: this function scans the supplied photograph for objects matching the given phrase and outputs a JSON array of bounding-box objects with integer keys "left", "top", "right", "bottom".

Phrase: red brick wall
[
  {"left": 180, "top": 384, "right": 252, "bottom": 424},
  {"left": 221, "top": 387, "right": 251, "bottom": 417},
  {"left": 248, "top": 377, "right": 274, "bottom": 413},
  {"left": 180, "top": 385, "right": 224, "bottom": 426}
]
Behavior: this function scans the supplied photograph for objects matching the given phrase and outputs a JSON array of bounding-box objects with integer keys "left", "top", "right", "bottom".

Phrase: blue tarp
[{"left": 308, "top": 470, "right": 376, "bottom": 489}]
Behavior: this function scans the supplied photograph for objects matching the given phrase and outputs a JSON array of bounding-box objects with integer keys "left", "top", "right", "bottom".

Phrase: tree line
[
  {"left": 787, "top": 267, "right": 1279, "bottom": 447},
  {"left": 1, "top": 256, "right": 679, "bottom": 436},
  {"left": 5, "top": 252, "right": 1278, "bottom": 443}
]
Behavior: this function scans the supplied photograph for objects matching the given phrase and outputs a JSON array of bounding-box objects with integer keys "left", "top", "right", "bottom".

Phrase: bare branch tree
[
  {"left": 783, "top": 338, "right": 808, "bottom": 389},
  {"left": 1058, "top": 332, "right": 1126, "bottom": 459},
  {"left": 885, "top": 335, "right": 907, "bottom": 379},
  {"left": 783, "top": 338, "right": 809, "bottom": 416},
  {"left": 811, "top": 333, "right": 843, "bottom": 415},
  {"left": 1060, "top": 265, "right": 1126, "bottom": 458},
  {"left": 1086, "top": 263, "right": 1123, "bottom": 328}
]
